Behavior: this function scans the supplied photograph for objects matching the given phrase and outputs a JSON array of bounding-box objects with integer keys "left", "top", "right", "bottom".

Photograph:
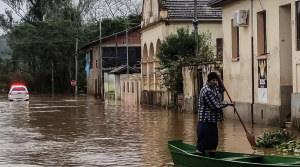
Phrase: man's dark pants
[{"left": 196, "top": 122, "right": 218, "bottom": 153}]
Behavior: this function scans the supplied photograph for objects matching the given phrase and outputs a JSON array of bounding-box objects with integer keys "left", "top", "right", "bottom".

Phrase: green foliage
[
  {"left": 7, "top": 20, "right": 82, "bottom": 93},
  {"left": 275, "top": 140, "right": 300, "bottom": 153},
  {"left": 256, "top": 130, "right": 297, "bottom": 148},
  {"left": 256, "top": 132, "right": 275, "bottom": 148},
  {"left": 0, "top": 57, "right": 13, "bottom": 90},
  {"left": 157, "top": 28, "right": 195, "bottom": 69},
  {"left": 0, "top": 9, "right": 14, "bottom": 33},
  {"left": 7, "top": 71, "right": 35, "bottom": 89},
  {"left": 86, "top": 16, "right": 141, "bottom": 42},
  {"left": 0, "top": 35, "right": 12, "bottom": 59},
  {"left": 156, "top": 27, "right": 216, "bottom": 92}
]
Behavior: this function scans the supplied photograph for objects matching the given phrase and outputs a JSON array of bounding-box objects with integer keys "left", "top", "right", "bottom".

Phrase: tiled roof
[
  {"left": 166, "top": 0, "right": 222, "bottom": 20},
  {"left": 79, "top": 25, "right": 140, "bottom": 51}
]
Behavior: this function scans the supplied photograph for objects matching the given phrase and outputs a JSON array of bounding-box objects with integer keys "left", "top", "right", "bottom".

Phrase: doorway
[{"left": 279, "top": 4, "right": 292, "bottom": 125}]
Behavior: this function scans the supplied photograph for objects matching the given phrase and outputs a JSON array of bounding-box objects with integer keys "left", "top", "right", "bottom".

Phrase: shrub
[{"left": 256, "top": 129, "right": 297, "bottom": 148}]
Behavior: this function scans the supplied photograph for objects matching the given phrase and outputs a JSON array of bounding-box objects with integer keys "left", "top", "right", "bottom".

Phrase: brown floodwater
[{"left": 0, "top": 93, "right": 299, "bottom": 166}]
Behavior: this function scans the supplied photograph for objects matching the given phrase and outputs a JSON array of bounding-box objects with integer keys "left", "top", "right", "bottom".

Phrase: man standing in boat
[{"left": 196, "top": 71, "right": 235, "bottom": 158}]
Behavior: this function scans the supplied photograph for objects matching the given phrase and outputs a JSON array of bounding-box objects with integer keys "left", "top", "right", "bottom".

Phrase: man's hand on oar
[{"left": 227, "top": 102, "right": 235, "bottom": 107}]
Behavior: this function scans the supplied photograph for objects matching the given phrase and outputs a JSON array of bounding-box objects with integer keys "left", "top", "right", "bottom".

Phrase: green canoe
[{"left": 168, "top": 140, "right": 300, "bottom": 167}]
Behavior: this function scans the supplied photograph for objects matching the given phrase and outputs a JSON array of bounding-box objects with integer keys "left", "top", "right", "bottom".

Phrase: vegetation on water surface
[
  {"left": 256, "top": 129, "right": 300, "bottom": 153},
  {"left": 275, "top": 140, "right": 300, "bottom": 153}
]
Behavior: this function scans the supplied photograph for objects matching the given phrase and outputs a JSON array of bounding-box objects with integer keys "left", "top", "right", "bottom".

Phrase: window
[
  {"left": 12, "top": 87, "right": 26, "bottom": 91},
  {"left": 231, "top": 20, "right": 239, "bottom": 59},
  {"left": 216, "top": 38, "right": 223, "bottom": 58},
  {"left": 297, "top": 2, "right": 300, "bottom": 50},
  {"left": 123, "top": 82, "right": 125, "bottom": 93},
  {"left": 132, "top": 82, "right": 134, "bottom": 93},
  {"left": 149, "top": 0, "right": 153, "bottom": 16},
  {"left": 136, "top": 47, "right": 141, "bottom": 61},
  {"left": 257, "top": 11, "right": 267, "bottom": 55},
  {"left": 127, "top": 82, "right": 129, "bottom": 93},
  {"left": 90, "top": 50, "right": 93, "bottom": 69}
]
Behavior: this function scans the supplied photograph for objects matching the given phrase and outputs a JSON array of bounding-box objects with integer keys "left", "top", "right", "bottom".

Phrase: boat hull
[{"left": 168, "top": 140, "right": 300, "bottom": 167}]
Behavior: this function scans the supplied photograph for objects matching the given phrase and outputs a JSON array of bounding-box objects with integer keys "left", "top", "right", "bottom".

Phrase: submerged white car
[{"left": 8, "top": 84, "right": 29, "bottom": 101}]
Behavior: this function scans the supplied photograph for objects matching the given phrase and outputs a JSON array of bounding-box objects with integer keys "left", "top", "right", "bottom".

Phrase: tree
[
  {"left": 88, "top": 0, "right": 142, "bottom": 20},
  {"left": 0, "top": 57, "right": 13, "bottom": 90},
  {"left": 7, "top": 20, "right": 88, "bottom": 93},
  {"left": 1, "top": 0, "right": 96, "bottom": 22},
  {"left": 156, "top": 27, "right": 215, "bottom": 92},
  {"left": 0, "top": 0, "right": 142, "bottom": 93}
]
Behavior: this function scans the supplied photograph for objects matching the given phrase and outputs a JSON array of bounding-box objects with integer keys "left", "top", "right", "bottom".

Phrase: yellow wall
[
  {"left": 141, "top": 23, "right": 164, "bottom": 59},
  {"left": 164, "top": 22, "right": 223, "bottom": 55},
  {"left": 222, "top": 0, "right": 299, "bottom": 105},
  {"left": 141, "top": 22, "right": 223, "bottom": 59},
  {"left": 222, "top": 1, "right": 253, "bottom": 103},
  {"left": 142, "top": 0, "right": 161, "bottom": 27},
  {"left": 141, "top": 21, "right": 223, "bottom": 91},
  {"left": 141, "top": 0, "right": 223, "bottom": 92}
]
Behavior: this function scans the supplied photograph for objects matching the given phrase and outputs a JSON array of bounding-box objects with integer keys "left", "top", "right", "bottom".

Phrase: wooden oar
[{"left": 218, "top": 76, "right": 257, "bottom": 148}]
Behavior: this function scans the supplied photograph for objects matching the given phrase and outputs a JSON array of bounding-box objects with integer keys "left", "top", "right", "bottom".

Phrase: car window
[{"left": 12, "top": 87, "right": 26, "bottom": 91}]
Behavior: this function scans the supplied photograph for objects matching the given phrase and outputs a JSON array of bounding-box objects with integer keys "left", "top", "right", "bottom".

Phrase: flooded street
[{"left": 0, "top": 93, "right": 299, "bottom": 166}]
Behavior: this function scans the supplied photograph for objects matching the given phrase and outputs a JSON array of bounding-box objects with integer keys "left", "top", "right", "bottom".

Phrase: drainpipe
[{"left": 251, "top": 0, "right": 254, "bottom": 125}]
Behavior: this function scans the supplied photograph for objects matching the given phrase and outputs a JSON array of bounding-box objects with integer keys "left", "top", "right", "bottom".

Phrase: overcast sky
[
  {"left": 0, "top": 1, "right": 7, "bottom": 35},
  {"left": 0, "top": 1, "right": 9, "bottom": 14},
  {"left": 0, "top": 0, "right": 21, "bottom": 35}
]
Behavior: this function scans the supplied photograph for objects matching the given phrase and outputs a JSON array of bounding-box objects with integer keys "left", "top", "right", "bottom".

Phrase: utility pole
[
  {"left": 193, "top": 0, "right": 199, "bottom": 60},
  {"left": 75, "top": 38, "right": 78, "bottom": 96},
  {"left": 115, "top": 34, "right": 118, "bottom": 67},
  {"left": 52, "top": 60, "right": 54, "bottom": 95},
  {"left": 126, "top": 28, "right": 129, "bottom": 78},
  {"left": 99, "top": 17, "right": 103, "bottom": 100}
]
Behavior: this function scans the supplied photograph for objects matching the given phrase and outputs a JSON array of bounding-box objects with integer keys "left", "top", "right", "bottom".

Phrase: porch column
[
  {"left": 147, "top": 62, "right": 150, "bottom": 91},
  {"left": 125, "top": 81, "right": 128, "bottom": 104},
  {"left": 153, "top": 62, "right": 156, "bottom": 91}
]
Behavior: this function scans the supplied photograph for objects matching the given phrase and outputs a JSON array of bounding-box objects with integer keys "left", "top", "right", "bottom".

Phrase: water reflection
[{"left": 0, "top": 93, "right": 300, "bottom": 166}]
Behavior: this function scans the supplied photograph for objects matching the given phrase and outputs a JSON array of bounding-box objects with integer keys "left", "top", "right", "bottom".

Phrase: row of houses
[
  {"left": 208, "top": 0, "right": 300, "bottom": 130},
  {"left": 81, "top": 0, "right": 300, "bottom": 131}
]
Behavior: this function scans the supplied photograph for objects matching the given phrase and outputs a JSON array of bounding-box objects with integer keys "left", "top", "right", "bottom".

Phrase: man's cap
[{"left": 207, "top": 72, "right": 219, "bottom": 82}]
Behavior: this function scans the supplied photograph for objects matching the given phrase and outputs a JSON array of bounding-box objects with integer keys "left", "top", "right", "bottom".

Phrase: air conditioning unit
[{"left": 233, "top": 10, "right": 248, "bottom": 27}]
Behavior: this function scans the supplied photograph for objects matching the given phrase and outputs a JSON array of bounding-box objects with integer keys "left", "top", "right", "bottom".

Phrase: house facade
[
  {"left": 141, "top": 0, "right": 223, "bottom": 108},
  {"left": 105, "top": 65, "right": 140, "bottom": 100},
  {"left": 209, "top": 0, "right": 300, "bottom": 129},
  {"left": 80, "top": 26, "right": 141, "bottom": 97}
]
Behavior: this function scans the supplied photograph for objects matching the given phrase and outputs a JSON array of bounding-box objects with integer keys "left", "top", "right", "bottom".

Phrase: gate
[{"left": 197, "top": 69, "right": 204, "bottom": 94}]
